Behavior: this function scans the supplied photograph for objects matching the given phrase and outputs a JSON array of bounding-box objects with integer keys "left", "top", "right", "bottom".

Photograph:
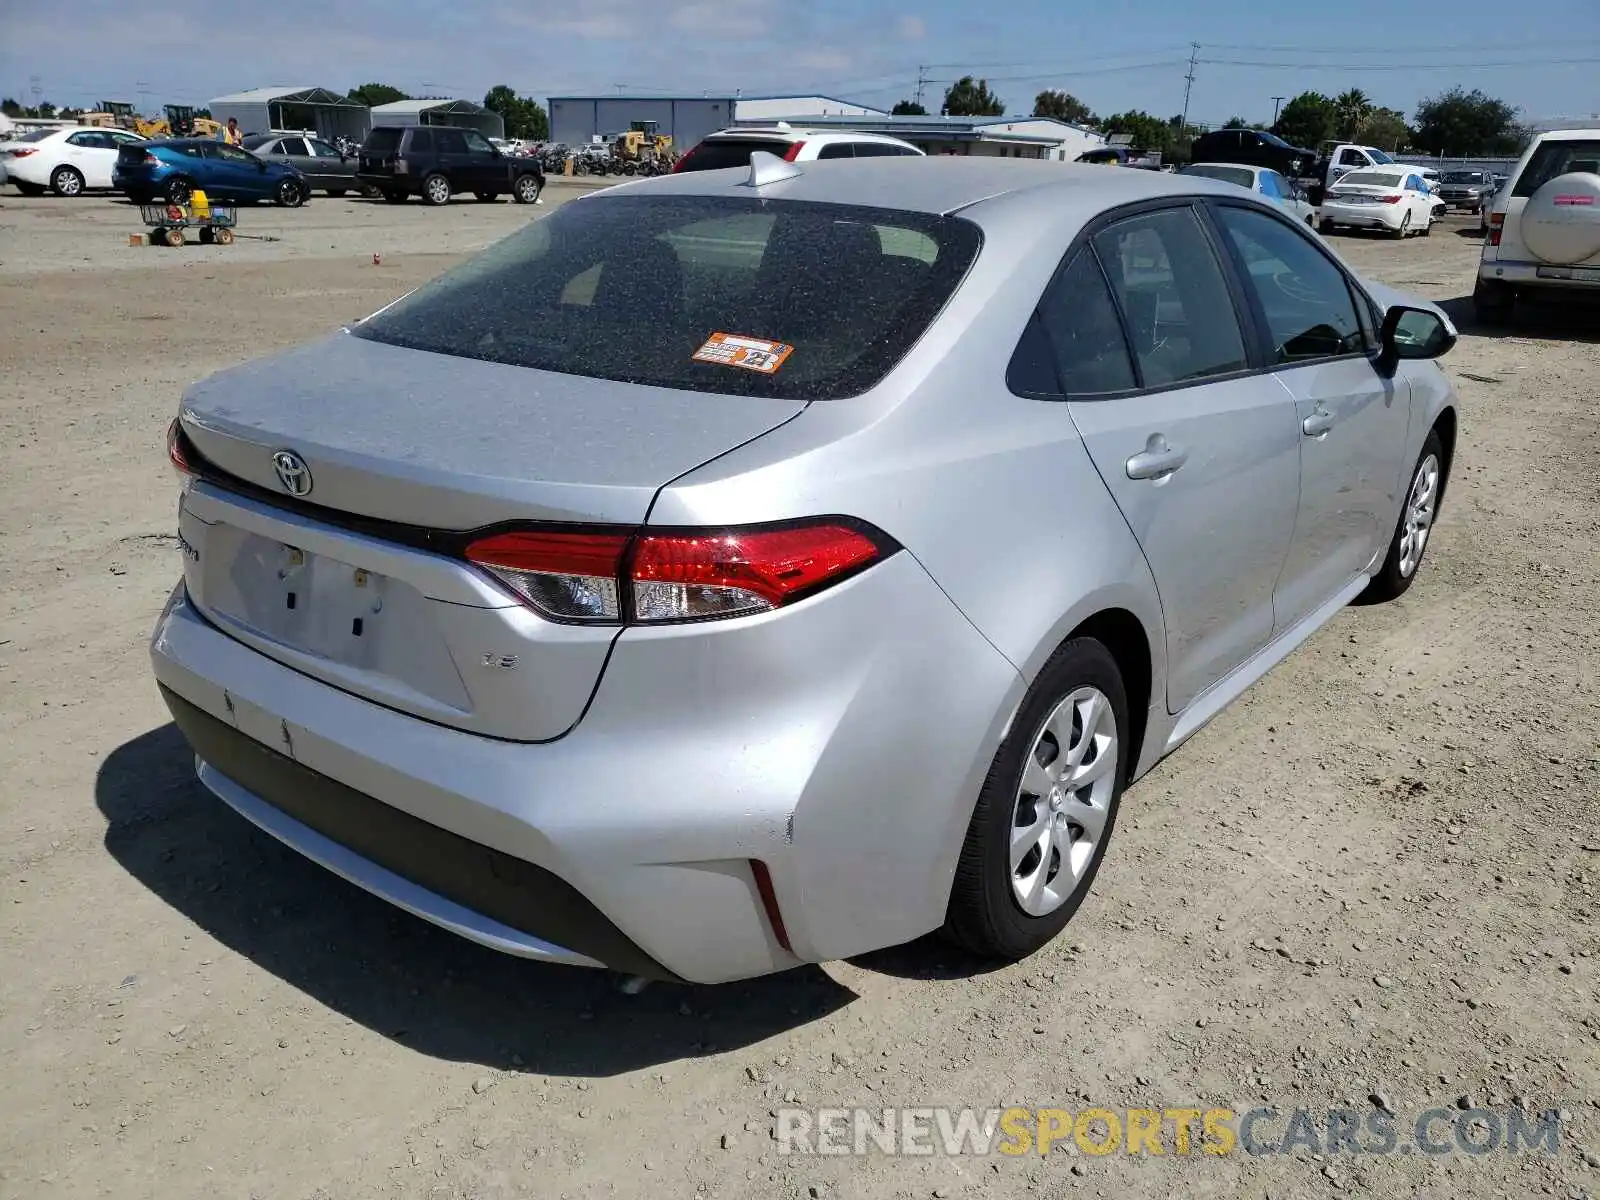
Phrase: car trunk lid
[{"left": 175, "top": 331, "right": 805, "bottom": 740}]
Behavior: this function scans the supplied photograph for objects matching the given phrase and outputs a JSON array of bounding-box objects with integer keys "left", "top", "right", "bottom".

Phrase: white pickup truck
[{"left": 1308, "top": 143, "right": 1401, "bottom": 202}]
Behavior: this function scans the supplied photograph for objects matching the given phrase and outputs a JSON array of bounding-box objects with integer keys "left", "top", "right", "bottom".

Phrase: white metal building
[
  {"left": 547, "top": 94, "right": 886, "bottom": 152},
  {"left": 368, "top": 99, "right": 505, "bottom": 140},
  {"left": 208, "top": 87, "right": 370, "bottom": 141},
  {"left": 725, "top": 114, "right": 1105, "bottom": 161}
]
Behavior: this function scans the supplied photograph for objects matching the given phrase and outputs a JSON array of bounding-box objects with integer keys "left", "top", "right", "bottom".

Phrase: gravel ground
[{"left": 0, "top": 194, "right": 1597, "bottom": 1200}]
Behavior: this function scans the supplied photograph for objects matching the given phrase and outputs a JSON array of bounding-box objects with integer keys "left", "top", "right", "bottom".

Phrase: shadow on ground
[
  {"left": 1439, "top": 295, "right": 1600, "bottom": 343},
  {"left": 96, "top": 724, "right": 856, "bottom": 1076}
]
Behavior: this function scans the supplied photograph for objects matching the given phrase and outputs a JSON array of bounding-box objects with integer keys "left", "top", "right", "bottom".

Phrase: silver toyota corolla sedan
[{"left": 150, "top": 155, "right": 1459, "bottom": 984}]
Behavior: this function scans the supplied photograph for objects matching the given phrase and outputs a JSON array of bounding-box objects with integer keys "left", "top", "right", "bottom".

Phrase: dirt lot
[{"left": 1, "top": 192, "right": 1597, "bottom": 1200}]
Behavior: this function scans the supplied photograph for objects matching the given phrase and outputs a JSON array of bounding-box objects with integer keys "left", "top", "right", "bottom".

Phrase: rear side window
[
  {"left": 275, "top": 138, "right": 308, "bottom": 157},
  {"left": 1213, "top": 206, "right": 1365, "bottom": 363},
  {"left": 817, "top": 143, "right": 854, "bottom": 160},
  {"left": 363, "top": 128, "right": 402, "bottom": 154},
  {"left": 407, "top": 128, "right": 436, "bottom": 154},
  {"left": 352, "top": 195, "right": 982, "bottom": 400},
  {"left": 1090, "top": 207, "right": 1247, "bottom": 387},
  {"left": 1035, "top": 251, "right": 1137, "bottom": 395},
  {"left": 1513, "top": 139, "right": 1600, "bottom": 197},
  {"left": 678, "top": 138, "right": 790, "bottom": 172},
  {"left": 435, "top": 129, "right": 468, "bottom": 154}
]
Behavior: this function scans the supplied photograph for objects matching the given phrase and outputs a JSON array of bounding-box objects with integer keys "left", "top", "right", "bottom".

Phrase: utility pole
[
  {"left": 136, "top": 80, "right": 150, "bottom": 114},
  {"left": 914, "top": 65, "right": 929, "bottom": 110},
  {"left": 1179, "top": 43, "right": 1200, "bottom": 133},
  {"left": 1271, "top": 96, "right": 1286, "bottom": 125},
  {"left": 29, "top": 74, "right": 42, "bottom": 108}
]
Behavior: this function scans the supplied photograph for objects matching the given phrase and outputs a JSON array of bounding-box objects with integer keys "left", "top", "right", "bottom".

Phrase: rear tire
[
  {"left": 943, "top": 637, "right": 1129, "bottom": 961},
  {"left": 50, "top": 165, "right": 86, "bottom": 197},
  {"left": 1473, "top": 278, "right": 1514, "bottom": 326},
  {"left": 1360, "top": 431, "right": 1445, "bottom": 603},
  {"left": 1392, "top": 212, "right": 1411, "bottom": 240},
  {"left": 421, "top": 173, "right": 451, "bottom": 206},
  {"left": 164, "top": 177, "right": 194, "bottom": 205}
]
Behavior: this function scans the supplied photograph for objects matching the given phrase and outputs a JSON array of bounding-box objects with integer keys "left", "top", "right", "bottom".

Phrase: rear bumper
[
  {"left": 357, "top": 172, "right": 409, "bottom": 192},
  {"left": 149, "top": 547, "right": 1022, "bottom": 983},
  {"left": 1321, "top": 202, "right": 1404, "bottom": 229},
  {"left": 1478, "top": 258, "right": 1600, "bottom": 291}
]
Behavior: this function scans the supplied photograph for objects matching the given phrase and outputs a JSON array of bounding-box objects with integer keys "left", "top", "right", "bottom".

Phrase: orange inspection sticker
[{"left": 692, "top": 332, "right": 795, "bottom": 374}]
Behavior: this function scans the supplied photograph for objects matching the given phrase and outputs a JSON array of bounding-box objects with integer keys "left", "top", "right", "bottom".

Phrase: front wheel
[
  {"left": 512, "top": 174, "right": 541, "bottom": 204},
  {"left": 1360, "top": 431, "right": 1445, "bottom": 603},
  {"left": 51, "top": 165, "right": 86, "bottom": 197},
  {"left": 943, "top": 638, "right": 1128, "bottom": 960},
  {"left": 275, "top": 179, "right": 306, "bottom": 208}
]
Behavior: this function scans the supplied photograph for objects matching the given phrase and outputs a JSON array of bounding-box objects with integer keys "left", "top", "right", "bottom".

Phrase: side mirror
[{"left": 1379, "top": 305, "right": 1456, "bottom": 373}]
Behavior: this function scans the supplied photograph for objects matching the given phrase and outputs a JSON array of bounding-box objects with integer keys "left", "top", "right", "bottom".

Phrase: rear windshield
[
  {"left": 1338, "top": 170, "right": 1404, "bottom": 187},
  {"left": 678, "top": 138, "right": 790, "bottom": 173},
  {"left": 362, "top": 127, "right": 402, "bottom": 154},
  {"left": 17, "top": 128, "right": 54, "bottom": 143},
  {"left": 351, "top": 194, "right": 982, "bottom": 400},
  {"left": 1183, "top": 164, "right": 1255, "bottom": 189},
  {"left": 1513, "top": 139, "right": 1600, "bottom": 197},
  {"left": 1442, "top": 171, "right": 1485, "bottom": 184}
]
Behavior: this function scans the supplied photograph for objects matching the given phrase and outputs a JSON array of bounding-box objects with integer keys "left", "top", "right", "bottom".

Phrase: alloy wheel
[
  {"left": 54, "top": 168, "right": 83, "bottom": 196},
  {"left": 426, "top": 176, "right": 450, "bottom": 204},
  {"left": 1009, "top": 686, "right": 1119, "bottom": 917},
  {"left": 1397, "top": 453, "right": 1439, "bottom": 578}
]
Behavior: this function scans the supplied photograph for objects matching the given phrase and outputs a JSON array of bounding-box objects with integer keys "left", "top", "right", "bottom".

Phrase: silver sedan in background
[
  {"left": 241, "top": 133, "right": 367, "bottom": 197},
  {"left": 1179, "top": 161, "right": 1319, "bottom": 226},
  {"left": 150, "top": 157, "right": 1459, "bottom": 983}
]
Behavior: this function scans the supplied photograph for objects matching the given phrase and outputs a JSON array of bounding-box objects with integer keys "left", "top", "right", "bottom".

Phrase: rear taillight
[
  {"left": 1489, "top": 211, "right": 1504, "bottom": 246},
  {"left": 166, "top": 419, "right": 195, "bottom": 477},
  {"left": 466, "top": 531, "right": 630, "bottom": 621},
  {"left": 143, "top": 152, "right": 159, "bottom": 165},
  {"left": 1380, "top": 194, "right": 1402, "bottom": 204},
  {"left": 669, "top": 146, "right": 698, "bottom": 173},
  {"left": 781, "top": 141, "right": 807, "bottom": 162},
  {"left": 12, "top": 147, "right": 37, "bottom": 158},
  {"left": 463, "top": 520, "right": 892, "bottom": 625}
]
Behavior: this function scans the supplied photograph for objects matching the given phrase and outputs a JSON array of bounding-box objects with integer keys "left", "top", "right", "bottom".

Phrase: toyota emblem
[{"left": 271, "top": 449, "right": 313, "bottom": 497}]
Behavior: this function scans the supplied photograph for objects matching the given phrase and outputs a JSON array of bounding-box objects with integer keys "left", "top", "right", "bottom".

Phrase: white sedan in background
[
  {"left": 1319, "top": 167, "right": 1436, "bottom": 238},
  {"left": 4, "top": 126, "right": 147, "bottom": 196},
  {"left": 1178, "top": 162, "right": 1318, "bottom": 225}
]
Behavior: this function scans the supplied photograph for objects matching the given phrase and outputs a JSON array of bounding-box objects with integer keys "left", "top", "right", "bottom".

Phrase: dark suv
[
  {"left": 1190, "top": 128, "right": 1316, "bottom": 182},
  {"left": 357, "top": 125, "right": 544, "bottom": 206}
]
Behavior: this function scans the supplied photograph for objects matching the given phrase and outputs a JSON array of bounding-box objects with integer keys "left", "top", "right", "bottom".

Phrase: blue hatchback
[{"left": 113, "top": 139, "right": 310, "bottom": 206}]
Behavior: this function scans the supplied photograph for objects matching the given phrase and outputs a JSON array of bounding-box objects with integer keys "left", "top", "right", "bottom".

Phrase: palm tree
[{"left": 1334, "top": 89, "right": 1374, "bottom": 142}]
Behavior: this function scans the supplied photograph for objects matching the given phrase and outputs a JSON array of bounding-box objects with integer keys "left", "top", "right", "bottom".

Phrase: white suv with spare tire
[{"left": 1475, "top": 129, "right": 1600, "bottom": 322}]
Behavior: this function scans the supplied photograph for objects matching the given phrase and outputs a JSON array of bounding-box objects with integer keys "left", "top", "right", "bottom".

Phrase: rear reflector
[
  {"left": 749, "top": 860, "right": 791, "bottom": 951},
  {"left": 464, "top": 519, "right": 892, "bottom": 625}
]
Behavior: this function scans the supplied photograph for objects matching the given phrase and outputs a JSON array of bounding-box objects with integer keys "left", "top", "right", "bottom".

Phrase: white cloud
[
  {"left": 670, "top": 0, "right": 769, "bottom": 38},
  {"left": 797, "top": 51, "right": 852, "bottom": 72},
  {"left": 895, "top": 15, "right": 927, "bottom": 40}
]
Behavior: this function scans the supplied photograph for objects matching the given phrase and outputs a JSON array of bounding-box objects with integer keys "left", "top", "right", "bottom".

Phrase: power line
[{"left": 1201, "top": 55, "right": 1600, "bottom": 71}]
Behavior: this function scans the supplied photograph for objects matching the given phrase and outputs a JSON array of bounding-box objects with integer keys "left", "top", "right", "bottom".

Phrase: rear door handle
[
  {"left": 1125, "top": 434, "right": 1188, "bottom": 481},
  {"left": 1302, "top": 408, "right": 1335, "bottom": 437}
]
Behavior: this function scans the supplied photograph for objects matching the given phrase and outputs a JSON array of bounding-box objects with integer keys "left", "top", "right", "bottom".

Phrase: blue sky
[{"left": 2, "top": 0, "right": 1596, "bottom": 125}]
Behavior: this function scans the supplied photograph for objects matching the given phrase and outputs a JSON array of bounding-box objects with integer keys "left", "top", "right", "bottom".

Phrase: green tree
[
  {"left": 1411, "top": 87, "right": 1520, "bottom": 156},
  {"left": 1223, "top": 116, "right": 1249, "bottom": 129},
  {"left": 1032, "top": 89, "right": 1092, "bottom": 125},
  {"left": 941, "top": 76, "right": 1005, "bottom": 117},
  {"left": 1362, "top": 107, "right": 1410, "bottom": 153},
  {"left": 347, "top": 82, "right": 410, "bottom": 107},
  {"left": 1273, "top": 91, "right": 1337, "bottom": 149},
  {"left": 1100, "top": 110, "right": 1171, "bottom": 154},
  {"left": 483, "top": 85, "right": 550, "bottom": 141},
  {"left": 1333, "top": 88, "right": 1374, "bottom": 141},
  {"left": 0, "top": 97, "right": 19, "bottom": 118},
  {"left": 891, "top": 99, "right": 927, "bottom": 116}
]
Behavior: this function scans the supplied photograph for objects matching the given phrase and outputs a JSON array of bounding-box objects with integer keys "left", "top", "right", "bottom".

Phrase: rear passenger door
[
  {"left": 1050, "top": 204, "right": 1302, "bottom": 711},
  {"left": 1208, "top": 202, "right": 1410, "bottom": 631}
]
